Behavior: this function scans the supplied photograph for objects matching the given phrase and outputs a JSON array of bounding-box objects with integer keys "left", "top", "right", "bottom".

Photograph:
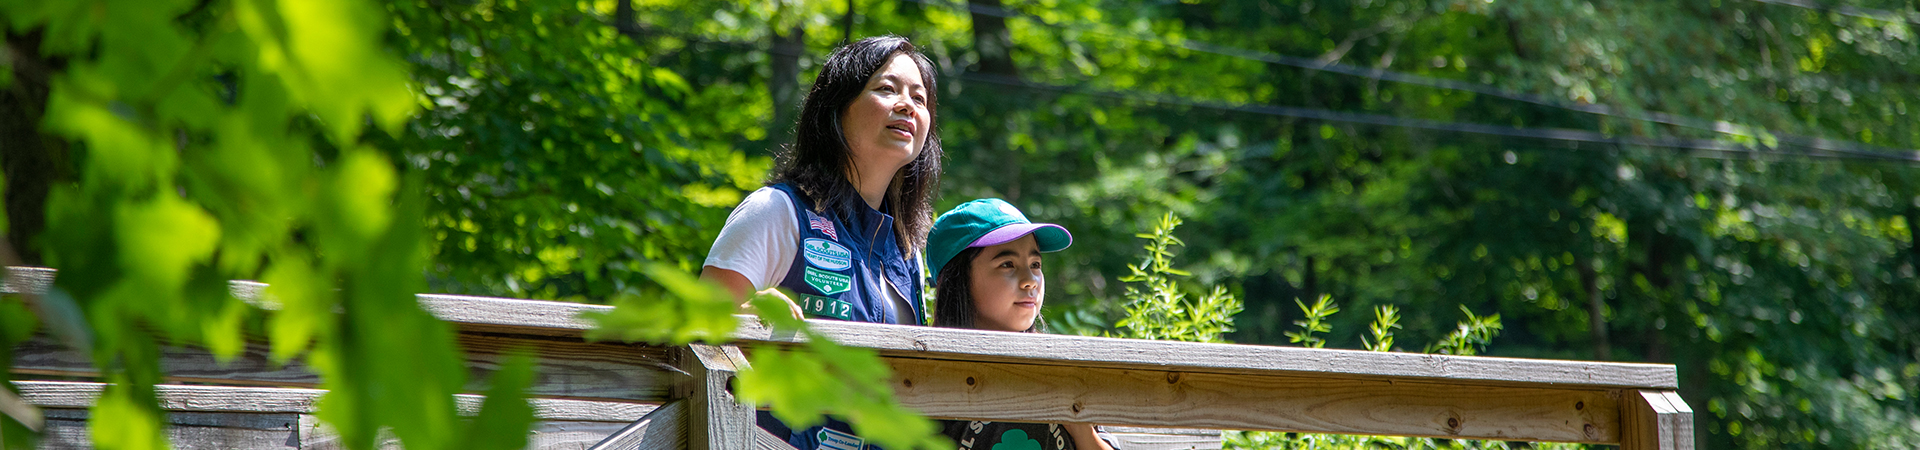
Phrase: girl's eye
[
  {"left": 998, "top": 261, "right": 1015, "bottom": 269},
  {"left": 1031, "top": 261, "right": 1043, "bottom": 270}
]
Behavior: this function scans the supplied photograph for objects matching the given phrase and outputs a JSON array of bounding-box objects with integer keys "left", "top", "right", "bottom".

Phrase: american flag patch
[{"left": 808, "top": 213, "right": 838, "bottom": 240}]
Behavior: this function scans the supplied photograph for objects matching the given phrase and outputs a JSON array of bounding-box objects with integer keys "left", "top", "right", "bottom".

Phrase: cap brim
[{"left": 969, "top": 223, "right": 1073, "bottom": 253}]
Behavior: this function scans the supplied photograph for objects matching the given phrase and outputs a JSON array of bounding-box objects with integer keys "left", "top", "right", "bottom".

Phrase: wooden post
[
  {"left": 589, "top": 400, "right": 686, "bottom": 450},
  {"left": 678, "top": 344, "right": 754, "bottom": 450},
  {"left": 1621, "top": 390, "right": 1694, "bottom": 450}
]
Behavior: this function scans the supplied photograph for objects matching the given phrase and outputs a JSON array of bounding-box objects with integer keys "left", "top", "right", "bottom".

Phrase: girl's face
[
  {"left": 840, "top": 54, "right": 930, "bottom": 177},
  {"left": 968, "top": 235, "right": 1044, "bottom": 332}
]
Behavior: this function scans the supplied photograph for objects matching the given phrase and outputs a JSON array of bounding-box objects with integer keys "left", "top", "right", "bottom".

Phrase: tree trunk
[
  {"left": 768, "top": 25, "right": 805, "bottom": 154},
  {"left": 967, "top": 0, "right": 1018, "bottom": 77},
  {"left": 1577, "top": 258, "right": 1612, "bottom": 360},
  {"left": 1908, "top": 206, "right": 1920, "bottom": 271},
  {"left": 614, "top": 0, "right": 637, "bottom": 36},
  {"left": 841, "top": 0, "right": 856, "bottom": 44},
  {"left": 3, "top": 31, "right": 70, "bottom": 265}
]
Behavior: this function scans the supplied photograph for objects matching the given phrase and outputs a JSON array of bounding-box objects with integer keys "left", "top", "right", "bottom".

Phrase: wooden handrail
[{"left": 6, "top": 267, "right": 1693, "bottom": 449}]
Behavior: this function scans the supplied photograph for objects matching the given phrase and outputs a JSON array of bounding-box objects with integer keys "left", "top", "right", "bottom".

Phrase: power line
[
  {"left": 1743, "top": 0, "right": 1920, "bottom": 25},
  {"left": 612, "top": 9, "right": 1918, "bottom": 162},
  {"left": 901, "top": 0, "right": 1919, "bottom": 161},
  {"left": 958, "top": 72, "right": 1920, "bottom": 163}
]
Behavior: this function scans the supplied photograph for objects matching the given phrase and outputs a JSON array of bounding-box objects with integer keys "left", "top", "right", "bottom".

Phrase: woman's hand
[
  {"left": 750, "top": 287, "right": 806, "bottom": 321},
  {"left": 700, "top": 266, "right": 803, "bottom": 320},
  {"left": 1062, "top": 423, "right": 1114, "bottom": 450}
]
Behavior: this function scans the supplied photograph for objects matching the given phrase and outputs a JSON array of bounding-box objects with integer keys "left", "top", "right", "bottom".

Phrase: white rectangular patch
[{"left": 816, "top": 427, "right": 864, "bottom": 450}]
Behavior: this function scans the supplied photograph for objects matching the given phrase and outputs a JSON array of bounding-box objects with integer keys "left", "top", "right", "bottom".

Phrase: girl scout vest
[
  {"left": 770, "top": 183, "right": 924, "bottom": 325},
  {"left": 762, "top": 183, "right": 923, "bottom": 450}
]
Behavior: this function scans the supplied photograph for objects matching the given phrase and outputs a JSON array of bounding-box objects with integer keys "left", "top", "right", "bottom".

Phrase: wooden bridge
[{"left": 4, "top": 267, "right": 1694, "bottom": 449}]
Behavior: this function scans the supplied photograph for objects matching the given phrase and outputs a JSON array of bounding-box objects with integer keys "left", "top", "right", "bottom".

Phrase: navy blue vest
[
  {"left": 769, "top": 183, "right": 923, "bottom": 326},
  {"left": 762, "top": 183, "right": 922, "bottom": 450}
]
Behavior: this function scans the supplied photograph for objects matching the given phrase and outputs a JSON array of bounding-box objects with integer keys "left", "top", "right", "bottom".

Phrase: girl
[
  {"left": 925, "top": 198, "right": 1115, "bottom": 450},
  {"left": 700, "top": 35, "right": 941, "bottom": 450}
]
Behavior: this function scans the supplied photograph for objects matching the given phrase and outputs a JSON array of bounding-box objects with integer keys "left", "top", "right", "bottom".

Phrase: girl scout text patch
[
  {"left": 802, "top": 238, "right": 853, "bottom": 271},
  {"left": 803, "top": 267, "right": 853, "bottom": 295}
]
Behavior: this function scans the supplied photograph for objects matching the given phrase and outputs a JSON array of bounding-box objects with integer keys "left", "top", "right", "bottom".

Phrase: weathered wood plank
[
  {"left": 679, "top": 344, "right": 753, "bottom": 450},
  {"left": 405, "top": 297, "right": 1677, "bottom": 390},
  {"left": 40, "top": 409, "right": 303, "bottom": 450},
  {"left": 753, "top": 426, "right": 800, "bottom": 450},
  {"left": 738, "top": 318, "right": 1678, "bottom": 391},
  {"left": 1659, "top": 391, "right": 1695, "bottom": 450},
  {"left": 1621, "top": 390, "right": 1694, "bottom": 450},
  {"left": 886, "top": 357, "right": 1620, "bottom": 444},
  {"left": 293, "top": 414, "right": 633, "bottom": 450},
  {"left": 11, "top": 270, "right": 1681, "bottom": 392},
  {"left": 589, "top": 400, "right": 686, "bottom": 450},
  {"left": 1102, "top": 429, "right": 1225, "bottom": 450},
  {"left": 0, "top": 266, "right": 54, "bottom": 295},
  {"left": 11, "top": 332, "right": 674, "bottom": 403},
  {"left": 14, "top": 381, "right": 656, "bottom": 422}
]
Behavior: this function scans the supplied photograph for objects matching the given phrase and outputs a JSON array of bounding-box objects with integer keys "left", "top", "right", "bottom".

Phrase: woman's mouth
[{"left": 886, "top": 121, "right": 914, "bottom": 139}]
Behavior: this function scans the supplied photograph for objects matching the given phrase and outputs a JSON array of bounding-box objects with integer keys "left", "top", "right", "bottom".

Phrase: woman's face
[
  {"left": 968, "top": 235, "right": 1044, "bottom": 332},
  {"left": 840, "top": 54, "right": 930, "bottom": 177}
]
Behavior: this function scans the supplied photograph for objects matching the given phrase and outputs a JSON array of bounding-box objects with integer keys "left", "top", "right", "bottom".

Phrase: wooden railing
[{"left": 4, "top": 267, "right": 1694, "bottom": 449}]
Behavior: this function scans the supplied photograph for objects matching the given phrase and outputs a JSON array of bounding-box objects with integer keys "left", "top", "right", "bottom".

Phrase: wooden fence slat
[
  {"left": 11, "top": 332, "right": 676, "bottom": 403},
  {"left": 887, "top": 357, "right": 1620, "bottom": 444},
  {"left": 1659, "top": 391, "right": 1695, "bottom": 450},
  {"left": 589, "top": 400, "right": 687, "bottom": 450},
  {"left": 404, "top": 295, "right": 1679, "bottom": 392},
  {"left": 679, "top": 344, "right": 754, "bottom": 450},
  {"left": 753, "top": 427, "right": 801, "bottom": 450},
  {"left": 733, "top": 317, "right": 1678, "bottom": 391},
  {"left": 13, "top": 381, "right": 656, "bottom": 422},
  {"left": 1621, "top": 390, "right": 1694, "bottom": 450}
]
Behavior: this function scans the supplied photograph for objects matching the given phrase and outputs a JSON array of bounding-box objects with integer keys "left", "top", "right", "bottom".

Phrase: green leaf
[{"left": 457, "top": 351, "right": 538, "bottom": 450}]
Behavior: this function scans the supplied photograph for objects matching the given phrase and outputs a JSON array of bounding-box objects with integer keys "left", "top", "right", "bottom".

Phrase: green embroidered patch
[{"left": 803, "top": 266, "right": 853, "bottom": 295}]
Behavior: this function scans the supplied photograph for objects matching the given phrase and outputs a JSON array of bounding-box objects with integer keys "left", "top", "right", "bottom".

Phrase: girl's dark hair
[
  {"left": 933, "top": 247, "right": 1044, "bottom": 332},
  {"left": 771, "top": 35, "right": 942, "bottom": 254}
]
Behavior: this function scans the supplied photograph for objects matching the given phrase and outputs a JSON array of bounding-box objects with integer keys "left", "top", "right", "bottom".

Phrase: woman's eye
[
  {"left": 877, "top": 85, "right": 895, "bottom": 93},
  {"left": 912, "top": 94, "right": 926, "bottom": 104}
]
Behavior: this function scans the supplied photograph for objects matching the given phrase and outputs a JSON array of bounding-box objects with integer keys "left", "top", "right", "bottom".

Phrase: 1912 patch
[
  {"left": 803, "top": 266, "right": 853, "bottom": 295},
  {"left": 802, "top": 238, "right": 853, "bottom": 271},
  {"left": 799, "top": 294, "right": 853, "bottom": 320},
  {"left": 815, "top": 427, "right": 864, "bottom": 450}
]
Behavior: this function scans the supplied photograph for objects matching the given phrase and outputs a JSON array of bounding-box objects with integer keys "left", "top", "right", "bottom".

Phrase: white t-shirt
[
  {"left": 705, "top": 187, "right": 800, "bottom": 290},
  {"left": 704, "top": 187, "right": 917, "bottom": 324}
]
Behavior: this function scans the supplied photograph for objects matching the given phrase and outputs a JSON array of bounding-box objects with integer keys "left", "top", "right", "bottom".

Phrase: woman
[
  {"left": 703, "top": 35, "right": 940, "bottom": 325},
  {"left": 700, "top": 35, "right": 941, "bottom": 449},
  {"left": 925, "top": 198, "right": 1114, "bottom": 450}
]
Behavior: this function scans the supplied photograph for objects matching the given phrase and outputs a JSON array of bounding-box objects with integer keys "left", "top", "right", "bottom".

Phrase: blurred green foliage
[{"left": 0, "top": 0, "right": 532, "bottom": 448}]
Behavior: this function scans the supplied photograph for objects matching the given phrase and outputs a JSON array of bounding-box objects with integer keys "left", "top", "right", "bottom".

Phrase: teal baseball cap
[{"left": 926, "top": 198, "right": 1072, "bottom": 277}]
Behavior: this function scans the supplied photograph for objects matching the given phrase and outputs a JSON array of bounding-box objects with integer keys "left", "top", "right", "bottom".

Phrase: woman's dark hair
[
  {"left": 771, "top": 35, "right": 942, "bottom": 254},
  {"left": 933, "top": 247, "right": 1044, "bottom": 332}
]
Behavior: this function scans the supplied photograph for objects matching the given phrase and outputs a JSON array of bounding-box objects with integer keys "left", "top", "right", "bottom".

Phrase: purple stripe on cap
[{"left": 970, "top": 223, "right": 1068, "bottom": 248}]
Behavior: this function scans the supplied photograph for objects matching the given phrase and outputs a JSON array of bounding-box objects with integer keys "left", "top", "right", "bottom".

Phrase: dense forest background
[{"left": 6, "top": 0, "right": 1920, "bottom": 448}]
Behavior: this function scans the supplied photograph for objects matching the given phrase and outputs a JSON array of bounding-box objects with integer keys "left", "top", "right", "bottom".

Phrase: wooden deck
[{"left": 5, "top": 268, "right": 1693, "bottom": 449}]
